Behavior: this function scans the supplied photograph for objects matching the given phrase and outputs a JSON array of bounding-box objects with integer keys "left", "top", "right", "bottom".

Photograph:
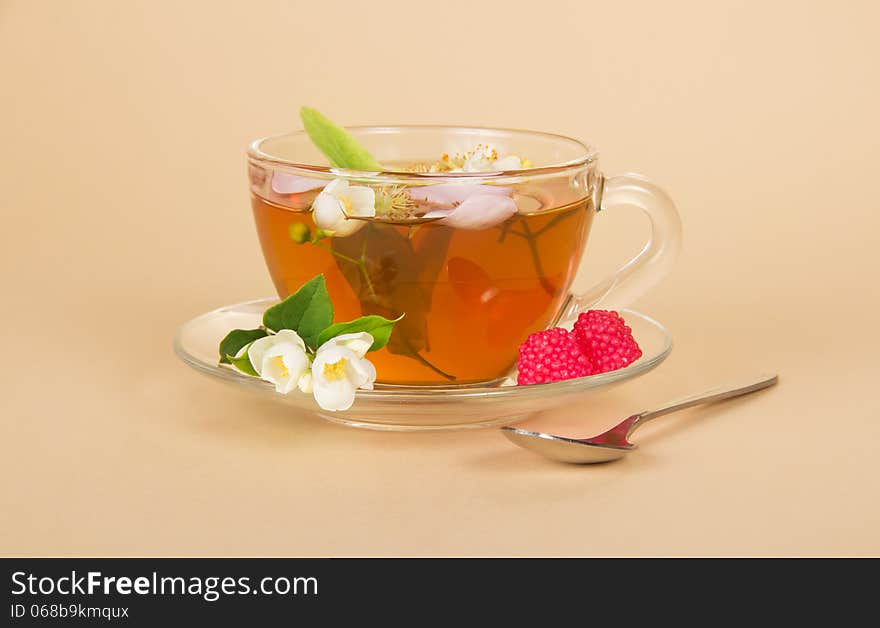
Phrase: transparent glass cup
[{"left": 247, "top": 127, "right": 681, "bottom": 386}]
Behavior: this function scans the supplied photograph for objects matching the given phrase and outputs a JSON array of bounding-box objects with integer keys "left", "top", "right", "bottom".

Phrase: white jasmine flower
[
  {"left": 247, "top": 330, "right": 312, "bottom": 394},
  {"left": 448, "top": 144, "right": 496, "bottom": 172},
  {"left": 411, "top": 146, "right": 533, "bottom": 173},
  {"left": 312, "top": 178, "right": 376, "bottom": 237},
  {"left": 311, "top": 332, "right": 377, "bottom": 411}
]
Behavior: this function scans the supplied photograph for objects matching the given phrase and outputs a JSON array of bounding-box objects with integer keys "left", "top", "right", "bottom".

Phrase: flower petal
[
  {"left": 271, "top": 172, "right": 327, "bottom": 194},
  {"left": 323, "top": 178, "right": 349, "bottom": 195},
  {"left": 347, "top": 356, "right": 376, "bottom": 390},
  {"left": 461, "top": 156, "right": 494, "bottom": 172},
  {"left": 491, "top": 155, "right": 523, "bottom": 170},
  {"left": 314, "top": 344, "right": 348, "bottom": 364},
  {"left": 260, "top": 354, "right": 295, "bottom": 393},
  {"left": 426, "top": 194, "right": 518, "bottom": 230},
  {"left": 312, "top": 377, "right": 357, "bottom": 411},
  {"left": 328, "top": 215, "right": 366, "bottom": 237},
  {"left": 280, "top": 345, "right": 310, "bottom": 377},
  {"left": 409, "top": 183, "right": 512, "bottom": 207},
  {"left": 344, "top": 186, "right": 377, "bottom": 218},
  {"left": 312, "top": 193, "right": 347, "bottom": 232},
  {"left": 318, "top": 332, "right": 374, "bottom": 358}
]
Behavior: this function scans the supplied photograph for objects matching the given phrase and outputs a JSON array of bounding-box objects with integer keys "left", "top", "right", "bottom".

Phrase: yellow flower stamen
[
  {"left": 273, "top": 355, "right": 289, "bottom": 378},
  {"left": 375, "top": 185, "right": 417, "bottom": 219},
  {"left": 338, "top": 196, "right": 353, "bottom": 214},
  {"left": 322, "top": 358, "right": 348, "bottom": 381}
]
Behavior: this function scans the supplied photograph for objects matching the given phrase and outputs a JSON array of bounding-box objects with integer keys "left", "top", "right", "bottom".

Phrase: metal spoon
[{"left": 501, "top": 373, "right": 778, "bottom": 464}]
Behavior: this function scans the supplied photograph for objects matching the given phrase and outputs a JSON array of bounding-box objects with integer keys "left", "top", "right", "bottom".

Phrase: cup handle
[{"left": 556, "top": 173, "right": 682, "bottom": 324}]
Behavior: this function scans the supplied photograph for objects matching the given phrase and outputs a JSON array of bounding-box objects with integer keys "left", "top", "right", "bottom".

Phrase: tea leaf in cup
[
  {"left": 262, "top": 274, "right": 334, "bottom": 349},
  {"left": 316, "top": 314, "right": 404, "bottom": 353},
  {"left": 218, "top": 328, "right": 268, "bottom": 364},
  {"left": 300, "top": 107, "right": 383, "bottom": 172}
]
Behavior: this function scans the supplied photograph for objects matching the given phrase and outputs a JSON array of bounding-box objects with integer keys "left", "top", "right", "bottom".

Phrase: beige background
[{"left": 1, "top": 0, "right": 878, "bottom": 556}]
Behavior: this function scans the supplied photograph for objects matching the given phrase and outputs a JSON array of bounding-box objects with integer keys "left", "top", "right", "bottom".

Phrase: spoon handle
[{"left": 628, "top": 373, "right": 778, "bottom": 436}]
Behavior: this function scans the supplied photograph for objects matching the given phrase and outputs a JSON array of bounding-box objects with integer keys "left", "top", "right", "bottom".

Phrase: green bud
[{"left": 289, "top": 222, "right": 311, "bottom": 244}]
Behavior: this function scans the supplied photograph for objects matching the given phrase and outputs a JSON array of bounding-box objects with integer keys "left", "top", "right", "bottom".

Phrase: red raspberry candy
[
  {"left": 573, "top": 310, "right": 642, "bottom": 374},
  {"left": 516, "top": 328, "right": 592, "bottom": 385}
]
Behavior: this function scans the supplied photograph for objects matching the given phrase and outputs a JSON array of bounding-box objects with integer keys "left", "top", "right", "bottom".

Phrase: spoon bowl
[{"left": 502, "top": 425, "right": 636, "bottom": 463}]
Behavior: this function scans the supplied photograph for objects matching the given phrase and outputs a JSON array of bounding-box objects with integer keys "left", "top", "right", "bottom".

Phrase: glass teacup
[{"left": 247, "top": 126, "right": 680, "bottom": 386}]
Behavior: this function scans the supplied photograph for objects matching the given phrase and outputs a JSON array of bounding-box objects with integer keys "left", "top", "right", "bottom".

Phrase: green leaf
[
  {"left": 300, "top": 106, "right": 383, "bottom": 171},
  {"left": 316, "top": 314, "right": 404, "bottom": 353},
  {"left": 227, "top": 347, "right": 259, "bottom": 376},
  {"left": 262, "top": 275, "right": 334, "bottom": 349},
  {"left": 218, "top": 328, "right": 268, "bottom": 364}
]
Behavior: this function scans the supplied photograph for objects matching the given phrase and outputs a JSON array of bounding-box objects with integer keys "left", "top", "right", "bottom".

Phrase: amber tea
[{"left": 252, "top": 185, "right": 594, "bottom": 385}]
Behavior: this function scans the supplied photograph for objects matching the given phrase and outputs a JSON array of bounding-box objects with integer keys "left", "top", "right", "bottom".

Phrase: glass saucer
[{"left": 174, "top": 298, "right": 672, "bottom": 431}]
